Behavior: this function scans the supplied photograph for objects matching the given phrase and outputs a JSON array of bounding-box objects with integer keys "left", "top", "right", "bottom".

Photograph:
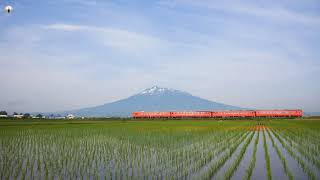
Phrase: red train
[{"left": 132, "top": 110, "right": 303, "bottom": 118}]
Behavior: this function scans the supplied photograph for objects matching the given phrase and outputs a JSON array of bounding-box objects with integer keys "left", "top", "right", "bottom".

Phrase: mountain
[
  {"left": 304, "top": 112, "right": 320, "bottom": 116},
  {"left": 63, "top": 86, "right": 242, "bottom": 117}
]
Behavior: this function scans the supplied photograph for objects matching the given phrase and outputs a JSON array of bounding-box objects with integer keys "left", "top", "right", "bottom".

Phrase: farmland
[{"left": 0, "top": 118, "right": 320, "bottom": 179}]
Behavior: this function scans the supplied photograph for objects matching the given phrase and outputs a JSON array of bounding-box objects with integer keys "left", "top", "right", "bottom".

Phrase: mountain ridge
[{"left": 59, "top": 86, "right": 242, "bottom": 117}]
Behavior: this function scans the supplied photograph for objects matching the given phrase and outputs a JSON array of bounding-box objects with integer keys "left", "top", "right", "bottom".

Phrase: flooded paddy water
[
  {"left": 252, "top": 131, "right": 267, "bottom": 180},
  {"left": 265, "top": 130, "right": 287, "bottom": 180},
  {"left": 0, "top": 119, "right": 319, "bottom": 180},
  {"left": 231, "top": 132, "right": 257, "bottom": 180}
]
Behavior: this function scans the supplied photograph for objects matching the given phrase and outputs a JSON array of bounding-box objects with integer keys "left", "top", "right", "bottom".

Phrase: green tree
[
  {"left": 23, "top": 113, "right": 31, "bottom": 118},
  {"left": 0, "top": 111, "right": 8, "bottom": 115}
]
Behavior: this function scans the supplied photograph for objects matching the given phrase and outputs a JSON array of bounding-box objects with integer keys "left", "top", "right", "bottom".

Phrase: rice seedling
[
  {"left": 263, "top": 130, "right": 272, "bottom": 180},
  {"left": 282, "top": 131, "right": 320, "bottom": 171},
  {"left": 189, "top": 131, "right": 248, "bottom": 179},
  {"left": 271, "top": 129, "right": 316, "bottom": 180},
  {"left": 202, "top": 131, "right": 251, "bottom": 179},
  {"left": 224, "top": 131, "right": 255, "bottom": 180},
  {"left": 277, "top": 128, "right": 320, "bottom": 170},
  {"left": 266, "top": 129, "right": 293, "bottom": 180},
  {"left": 243, "top": 131, "right": 259, "bottom": 180}
]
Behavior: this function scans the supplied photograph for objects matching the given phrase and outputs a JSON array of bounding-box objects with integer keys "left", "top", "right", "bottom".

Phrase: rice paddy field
[{"left": 0, "top": 118, "right": 320, "bottom": 180}]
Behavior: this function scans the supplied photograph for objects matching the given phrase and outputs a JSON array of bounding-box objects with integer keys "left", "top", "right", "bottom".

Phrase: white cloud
[
  {"left": 225, "top": 3, "right": 320, "bottom": 25},
  {"left": 44, "top": 23, "right": 168, "bottom": 55},
  {"left": 50, "top": 0, "right": 98, "bottom": 6},
  {"left": 161, "top": 0, "right": 320, "bottom": 26},
  {"left": 45, "top": 24, "right": 84, "bottom": 31}
]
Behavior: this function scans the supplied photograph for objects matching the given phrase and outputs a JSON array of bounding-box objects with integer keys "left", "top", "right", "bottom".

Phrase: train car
[
  {"left": 132, "top": 112, "right": 142, "bottom": 118},
  {"left": 133, "top": 109, "right": 303, "bottom": 118},
  {"left": 132, "top": 112, "right": 147, "bottom": 118},
  {"left": 211, "top": 110, "right": 255, "bottom": 118},
  {"left": 132, "top": 112, "right": 171, "bottom": 118},
  {"left": 255, "top": 110, "right": 303, "bottom": 118},
  {"left": 171, "top": 111, "right": 212, "bottom": 118}
]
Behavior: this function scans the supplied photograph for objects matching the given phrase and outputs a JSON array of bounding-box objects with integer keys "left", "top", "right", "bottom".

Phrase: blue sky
[{"left": 0, "top": 0, "right": 319, "bottom": 113}]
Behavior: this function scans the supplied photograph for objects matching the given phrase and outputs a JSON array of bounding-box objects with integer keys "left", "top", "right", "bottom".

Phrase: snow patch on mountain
[{"left": 139, "top": 86, "right": 188, "bottom": 96}]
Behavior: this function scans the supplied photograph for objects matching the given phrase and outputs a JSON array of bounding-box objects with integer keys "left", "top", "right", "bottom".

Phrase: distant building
[
  {"left": 66, "top": 114, "right": 75, "bottom": 119},
  {"left": 55, "top": 117, "right": 65, "bottom": 119},
  {"left": 13, "top": 115, "right": 23, "bottom": 119},
  {"left": 0, "top": 115, "right": 8, "bottom": 118},
  {"left": 31, "top": 115, "right": 45, "bottom": 119}
]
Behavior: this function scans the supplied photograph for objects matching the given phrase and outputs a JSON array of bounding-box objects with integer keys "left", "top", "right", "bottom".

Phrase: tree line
[{"left": 0, "top": 111, "right": 44, "bottom": 118}]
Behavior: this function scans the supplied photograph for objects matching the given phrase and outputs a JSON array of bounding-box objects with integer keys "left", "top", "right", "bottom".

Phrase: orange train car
[
  {"left": 212, "top": 110, "right": 255, "bottom": 118},
  {"left": 132, "top": 112, "right": 171, "bottom": 118},
  {"left": 255, "top": 110, "right": 303, "bottom": 117},
  {"left": 132, "top": 109, "right": 303, "bottom": 118},
  {"left": 171, "top": 111, "right": 212, "bottom": 118}
]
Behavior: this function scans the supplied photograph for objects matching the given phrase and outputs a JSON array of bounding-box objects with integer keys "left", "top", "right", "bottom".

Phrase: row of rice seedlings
[
  {"left": 160, "top": 130, "right": 232, "bottom": 177},
  {"left": 290, "top": 128, "right": 320, "bottom": 151},
  {"left": 85, "top": 128, "right": 216, "bottom": 179},
  {"left": 279, "top": 129, "right": 320, "bottom": 169},
  {"left": 88, "top": 130, "right": 147, "bottom": 177},
  {"left": 200, "top": 131, "right": 252, "bottom": 179},
  {"left": 106, "top": 138, "right": 165, "bottom": 178},
  {"left": 243, "top": 130, "right": 259, "bottom": 180},
  {"left": 286, "top": 128, "right": 320, "bottom": 144},
  {"left": 1, "top": 130, "right": 27, "bottom": 178},
  {"left": 90, "top": 132, "right": 169, "bottom": 178},
  {"left": 263, "top": 130, "right": 272, "bottom": 180},
  {"left": 280, "top": 130, "right": 320, "bottom": 170},
  {"left": 0, "top": 123, "right": 254, "bottom": 179},
  {"left": 174, "top": 131, "right": 240, "bottom": 169},
  {"left": 163, "top": 130, "right": 248, "bottom": 178},
  {"left": 189, "top": 131, "right": 248, "bottom": 179},
  {"left": 276, "top": 129, "right": 315, "bottom": 156},
  {"left": 224, "top": 131, "right": 256, "bottom": 180},
  {"left": 284, "top": 129, "right": 320, "bottom": 156},
  {"left": 271, "top": 129, "right": 316, "bottom": 180},
  {"left": 178, "top": 131, "right": 244, "bottom": 178},
  {"left": 156, "top": 130, "right": 223, "bottom": 162},
  {"left": 274, "top": 129, "right": 320, "bottom": 180},
  {"left": 1, "top": 128, "right": 124, "bottom": 179},
  {"left": 117, "top": 141, "right": 170, "bottom": 178},
  {"left": 266, "top": 129, "right": 293, "bottom": 180}
]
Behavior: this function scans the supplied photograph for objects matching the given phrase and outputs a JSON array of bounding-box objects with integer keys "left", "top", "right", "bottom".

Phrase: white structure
[
  {"left": 55, "top": 117, "right": 65, "bottom": 119},
  {"left": 13, "top": 115, "right": 23, "bottom": 118},
  {"left": 0, "top": 115, "right": 8, "bottom": 118},
  {"left": 66, "top": 114, "right": 75, "bottom": 119}
]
